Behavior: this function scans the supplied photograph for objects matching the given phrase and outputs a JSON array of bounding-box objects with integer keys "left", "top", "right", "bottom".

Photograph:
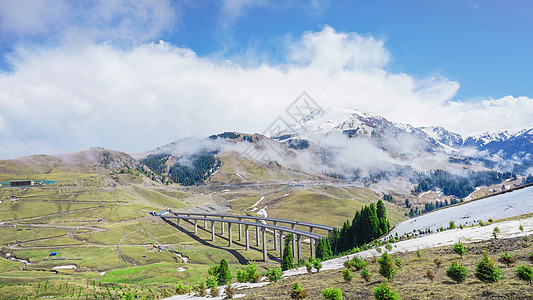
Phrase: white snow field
[{"left": 386, "top": 186, "right": 533, "bottom": 239}]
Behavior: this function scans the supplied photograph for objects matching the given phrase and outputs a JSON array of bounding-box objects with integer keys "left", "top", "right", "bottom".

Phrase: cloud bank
[{"left": 0, "top": 23, "right": 532, "bottom": 158}]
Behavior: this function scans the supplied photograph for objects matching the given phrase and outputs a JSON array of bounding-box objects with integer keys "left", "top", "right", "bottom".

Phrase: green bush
[
  {"left": 263, "top": 267, "right": 283, "bottom": 282},
  {"left": 305, "top": 261, "right": 313, "bottom": 274},
  {"left": 453, "top": 241, "right": 466, "bottom": 258},
  {"left": 322, "top": 286, "right": 343, "bottom": 300},
  {"left": 449, "top": 221, "right": 456, "bottom": 229},
  {"left": 205, "top": 275, "right": 218, "bottom": 290},
  {"left": 499, "top": 252, "right": 515, "bottom": 266},
  {"left": 236, "top": 261, "right": 259, "bottom": 283},
  {"left": 344, "top": 256, "right": 366, "bottom": 271},
  {"left": 174, "top": 281, "right": 190, "bottom": 295},
  {"left": 378, "top": 253, "right": 398, "bottom": 280},
  {"left": 373, "top": 281, "right": 400, "bottom": 300},
  {"left": 342, "top": 268, "right": 353, "bottom": 283},
  {"left": 475, "top": 251, "right": 503, "bottom": 283},
  {"left": 290, "top": 282, "right": 308, "bottom": 299},
  {"left": 515, "top": 265, "right": 533, "bottom": 285},
  {"left": 446, "top": 260, "right": 468, "bottom": 283},
  {"left": 312, "top": 258, "right": 323, "bottom": 273},
  {"left": 360, "top": 267, "right": 372, "bottom": 282}
]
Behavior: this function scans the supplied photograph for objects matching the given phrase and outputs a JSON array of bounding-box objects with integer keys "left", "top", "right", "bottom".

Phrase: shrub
[
  {"left": 209, "top": 259, "right": 233, "bottom": 285},
  {"left": 342, "top": 268, "right": 354, "bottom": 283},
  {"left": 236, "top": 261, "right": 259, "bottom": 283},
  {"left": 433, "top": 257, "right": 442, "bottom": 267},
  {"left": 360, "top": 267, "right": 372, "bottom": 282},
  {"left": 515, "top": 265, "right": 533, "bottom": 285},
  {"left": 305, "top": 261, "right": 313, "bottom": 274},
  {"left": 529, "top": 252, "right": 533, "bottom": 262},
  {"left": 449, "top": 221, "right": 456, "bottom": 229},
  {"left": 345, "top": 256, "right": 366, "bottom": 271},
  {"left": 385, "top": 243, "right": 393, "bottom": 251},
  {"left": 210, "top": 286, "right": 220, "bottom": 297},
  {"left": 426, "top": 268, "right": 435, "bottom": 282},
  {"left": 296, "top": 258, "right": 306, "bottom": 267},
  {"left": 394, "top": 258, "right": 404, "bottom": 270},
  {"left": 453, "top": 241, "right": 466, "bottom": 258},
  {"left": 194, "top": 281, "right": 207, "bottom": 297},
  {"left": 520, "top": 224, "right": 524, "bottom": 232},
  {"left": 416, "top": 248, "right": 422, "bottom": 259},
  {"left": 290, "top": 282, "right": 308, "bottom": 299},
  {"left": 224, "top": 285, "right": 236, "bottom": 299},
  {"left": 312, "top": 258, "right": 323, "bottom": 273},
  {"left": 446, "top": 260, "right": 468, "bottom": 283},
  {"left": 475, "top": 251, "right": 503, "bottom": 283},
  {"left": 174, "top": 281, "right": 190, "bottom": 295},
  {"left": 373, "top": 281, "right": 400, "bottom": 300},
  {"left": 378, "top": 253, "right": 398, "bottom": 280},
  {"left": 492, "top": 226, "right": 500, "bottom": 239},
  {"left": 499, "top": 252, "right": 515, "bottom": 266},
  {"left": 205, "top": 275, "right": 218, "bottom": 290},
  {"left": 322, "top": 286, "right": 343, "bottom": 300},
  {"left": 263, "top": 267, "right": 283, "bottom": 282}
]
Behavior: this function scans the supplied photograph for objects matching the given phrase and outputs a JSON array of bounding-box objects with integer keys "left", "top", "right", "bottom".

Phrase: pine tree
[
  {"left": 377, "top": 199, "right": 390, "bottom": 235},
  {"left": 282, "top": 234, "right": 294, "bottom": 271},
  {"left": 217, "top": 259, "right": 232, "bottom": 285}
]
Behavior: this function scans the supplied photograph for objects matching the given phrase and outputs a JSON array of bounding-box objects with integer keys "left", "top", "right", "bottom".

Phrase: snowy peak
[{"left": 464, "top": 128, "right": 533, "bottom": 148}]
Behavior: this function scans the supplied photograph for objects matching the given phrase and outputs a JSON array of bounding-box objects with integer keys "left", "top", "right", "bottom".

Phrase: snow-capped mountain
[{"left": 274, "top": 107, "right": 533, "bottom": 172}]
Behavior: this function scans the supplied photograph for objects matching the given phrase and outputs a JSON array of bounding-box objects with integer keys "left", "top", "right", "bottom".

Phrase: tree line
[
  {"left": 411, "top": 170, "right": 515, "bottom": 198},
  {"left": 316, "top": 200, "right": 390, "bottom": 259}
]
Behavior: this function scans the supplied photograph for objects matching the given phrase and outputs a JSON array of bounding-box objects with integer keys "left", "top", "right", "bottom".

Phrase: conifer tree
[{"left": 282, "top": 234, "right": 294, "bottom": 271}]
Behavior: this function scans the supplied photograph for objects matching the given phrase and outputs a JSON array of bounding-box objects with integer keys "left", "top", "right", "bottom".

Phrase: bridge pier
[
  {"left": 211, "top": 220, "right": 215, "bottom": 241},
  {"left": 279, "top": 231, "right": 284, "bottom": 260},
  {"left": 238, "top": 218, "right": 242, "bottom": 241},
  {"left": 194, "top": 219, "right": 197, "bottom": 234},
  {"left": 291, "top": 224, "right": 296, "bottom": 258},
  {"left": 177, "top": 218, "right": 181, "bottom": 226},
  {"left": 273, "top": 221, "right": 278, "bottom": 251},
  {"left": 262, "top": 227, "right": 268, "bottom": 262},
  {"left": 256, "top": 221, "right": 260, "bottom": 246},
  {"left": 310, "top": 238, "right": 315, "bottom": 258},
  {"left": 296, "top": 234, "right": 302, "bottom": 261},
  {"left": 228, "top": 222, "right": 232, "bottom": 247},
  {"left": 245, "top": 224, "right": 250, "bottom": 251},
  {"left": 221, "top": 217, "right": 225, "bottom": 235},
  {"left": 204, "top": 217, "right": 207, "bottom": 228}
]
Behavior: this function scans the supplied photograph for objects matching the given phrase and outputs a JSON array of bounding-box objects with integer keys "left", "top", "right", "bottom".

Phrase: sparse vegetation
[
  {"left": 263, "top": 267, "right": 283, "bottom": 282},
  {"left": 426, "top": 268, "right": 435, "bottom": 282},
  {"left": 360, "top": 267, "right": 372, "bottom": 282},
  {"left": 499, "top": 252, "right": 515, "bottom": 266},
  {"left": 342, "top": 268, "right": 353, "bottom": 283}
]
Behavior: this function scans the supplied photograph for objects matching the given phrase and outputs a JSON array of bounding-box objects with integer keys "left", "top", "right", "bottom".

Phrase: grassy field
[{"left": 0, "top": 163, "right": 412, "bottom": 299}]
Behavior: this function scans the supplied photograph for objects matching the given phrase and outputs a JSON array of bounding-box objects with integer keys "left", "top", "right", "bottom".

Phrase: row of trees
[
  {"left": 411, "top": 170, "right": 514, "bottom": 198},
  {"left": 323, "top": 200, "right": 390, "bottom": 257}
]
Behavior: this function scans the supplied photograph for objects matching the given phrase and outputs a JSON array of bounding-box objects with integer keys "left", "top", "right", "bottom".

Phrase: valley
[{"left": 0, "top": 108, "right": 532, "bottom": 299}]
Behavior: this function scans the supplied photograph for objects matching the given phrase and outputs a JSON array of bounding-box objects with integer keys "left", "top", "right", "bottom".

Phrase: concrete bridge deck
[{"left": 156, "top": 211, "right": 336, "bottom": 262}]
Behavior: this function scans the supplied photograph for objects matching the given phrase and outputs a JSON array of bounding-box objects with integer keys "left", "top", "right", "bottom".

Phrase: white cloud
[
  {"left": 0, "top": 0, "right": 179, "bottom": 45},
  {"left": 0, "top": 26, "right": 532, "bottom": 158}
]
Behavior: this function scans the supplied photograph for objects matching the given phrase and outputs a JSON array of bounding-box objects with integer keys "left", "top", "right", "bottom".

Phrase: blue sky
[{"left": 0, "top": 0, "right": 532, "bottom": 158}]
